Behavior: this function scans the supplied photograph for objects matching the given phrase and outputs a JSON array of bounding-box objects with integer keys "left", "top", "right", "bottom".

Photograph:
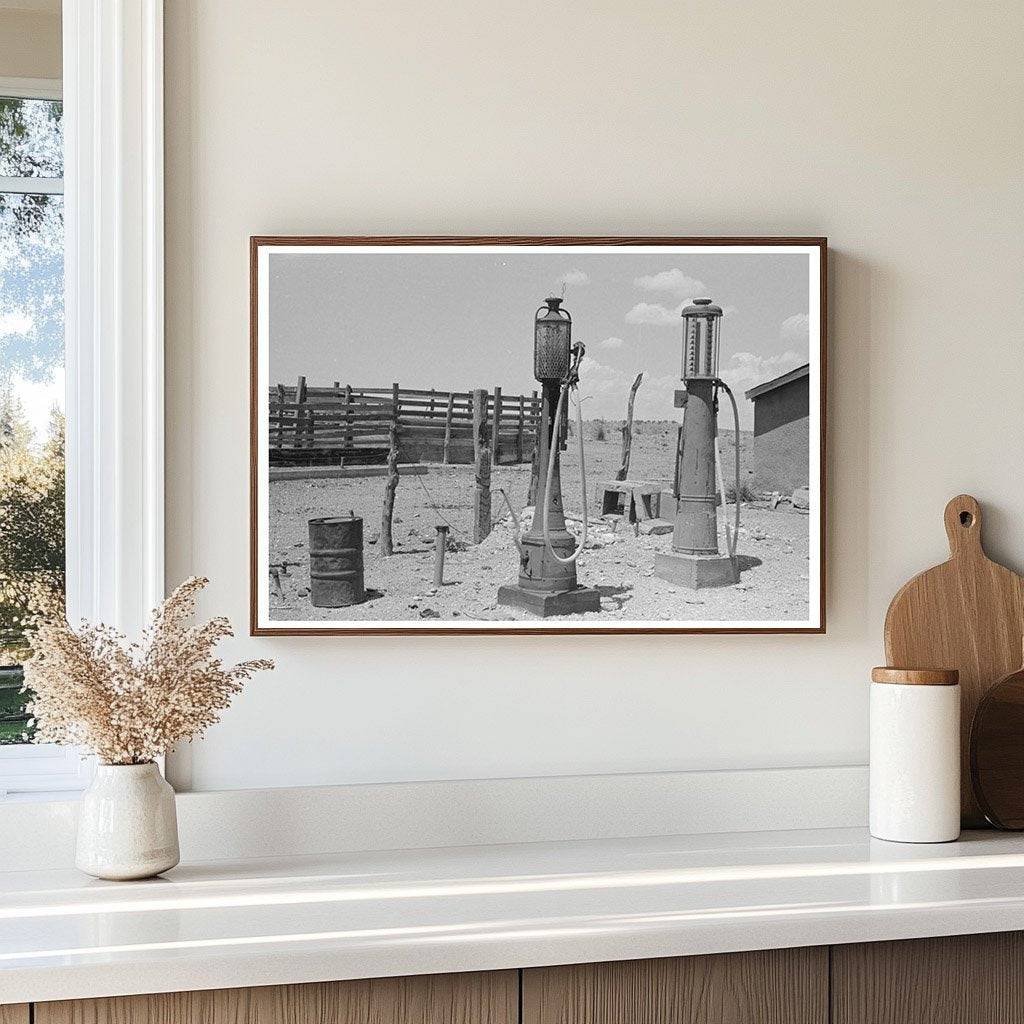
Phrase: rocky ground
[{"left": 267, "top": 420, "right": 812, "bottom": 625}]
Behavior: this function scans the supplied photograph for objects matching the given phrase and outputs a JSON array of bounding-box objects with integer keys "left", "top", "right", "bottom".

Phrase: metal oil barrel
[{"left": 308, "top": 513, "right": 366, "bottom": 607}]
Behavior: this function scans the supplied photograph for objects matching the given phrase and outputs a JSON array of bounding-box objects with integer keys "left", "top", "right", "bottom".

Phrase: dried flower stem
[{"left": 23, "top": 577, "right": 273, "bottom": 765}]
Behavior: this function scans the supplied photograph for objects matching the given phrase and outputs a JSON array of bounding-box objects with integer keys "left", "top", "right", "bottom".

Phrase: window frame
[
  {"left": 0, "top": 0, "right": 165, "bottom": 799},
  {"left": 0, "top": 77, "right": 63, "bottom": 194},
  {"left": 0, "top": 77, "right": 61, "bottom": 101}
]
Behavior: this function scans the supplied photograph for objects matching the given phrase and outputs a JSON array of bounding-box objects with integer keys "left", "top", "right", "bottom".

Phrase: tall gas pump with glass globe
[
  {"left": 497, "top": 297, "right": 601, "bottom": 617},
  {"left": 654, "top": 298, "right": 742, "bottom": 589}
]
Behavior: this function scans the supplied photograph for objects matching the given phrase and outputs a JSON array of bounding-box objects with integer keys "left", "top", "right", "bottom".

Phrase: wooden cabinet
[
  {"left": 522, "top": 948, "right": 828, "bottom": 1024},
  {"left": 34, "top": 971, "right": 517, "bottom": 1024},
  {"left": 832, "top": 932, "right": 1024, "bottom": 1024},
  {"left": 22, "top": 932, "right": 1024, "bottom": 1024}
]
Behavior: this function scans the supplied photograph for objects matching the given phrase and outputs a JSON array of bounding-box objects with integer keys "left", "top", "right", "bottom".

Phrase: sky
[
  {"left": 268, "top": 249, "right": 812, "bottom": 429},
  {"left": 1, "top": 98, "right": 64, "bottom": 447}
]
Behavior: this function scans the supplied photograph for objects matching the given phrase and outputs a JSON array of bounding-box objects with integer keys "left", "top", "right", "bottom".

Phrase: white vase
[{"left": 76, "top": 762, "right": 180, "bottom": 880}]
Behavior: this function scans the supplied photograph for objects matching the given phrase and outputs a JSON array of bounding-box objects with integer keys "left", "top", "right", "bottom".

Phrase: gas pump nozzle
[{"left": 565, "top": 342, "right": 585, "bottom": 388}]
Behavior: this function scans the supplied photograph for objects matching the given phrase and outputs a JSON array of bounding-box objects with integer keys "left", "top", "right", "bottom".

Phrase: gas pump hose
[
  {"left": 715, "top": 378, "right": 741, "bottom": 561},
  {"left": 497, "top": 488, "right": 525, "bottom": 555},
  {"left": 507, "top": 375, "right": 737, "bottom": 565},
  {"left": 543, "top": 378, "right": 588, "bottom": 564}
]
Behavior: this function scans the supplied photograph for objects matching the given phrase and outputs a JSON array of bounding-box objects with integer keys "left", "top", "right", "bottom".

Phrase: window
[
  {"left": 0, "top": 5, "right": 166, "bottom": 798},
  {"left": 0, "top": 80, "right": 84, "bottom": 797}
]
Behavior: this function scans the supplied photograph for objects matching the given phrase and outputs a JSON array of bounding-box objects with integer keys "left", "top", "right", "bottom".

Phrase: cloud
[
  {"left": 780, "top": 312, "right": 809, "bottom": 345},
  {"left": 624, "top": 295, "right": 733, "bottom": 328},
  {"left": 625, "top": 268, "right": 712, "bottom": 326},
  {"left": 706, "top": 314, "right": 809, "bottom": 426},
  {"left": 578, "top": 354, "right": 623, "bottom": 394},
  {"left": 558, "top": 269, "right": 589, "bottom": 287},
  {"left": 624, "top": 301, "right": 683, "bottom": 326},
  {"left": 635, "top": 269, "right": 706, "bottom": 299},
  {"left": 699, "top": 315, "right": 808, "bottom": 427},
  {"left": 575, "top": 356, "right": 681, "bottom": 421},
  {"left": 717, "top": 350, "right": 805, "bottom": 429},
  {"left": 575, "top": 327, "right": 805, "bottom": 428}
]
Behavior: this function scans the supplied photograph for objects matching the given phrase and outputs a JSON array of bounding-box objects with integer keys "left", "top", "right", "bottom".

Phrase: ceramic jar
[
  {"left": 76, "top": 762, "right": 180, "bottom": 880},
  {"left": 869, "top": 667, "right": 960, "bottom": 844}
]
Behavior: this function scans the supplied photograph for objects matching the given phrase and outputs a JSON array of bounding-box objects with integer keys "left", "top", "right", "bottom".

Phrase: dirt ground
[{"left": 267, "top": 421, "right": 812, "bottom": 624}]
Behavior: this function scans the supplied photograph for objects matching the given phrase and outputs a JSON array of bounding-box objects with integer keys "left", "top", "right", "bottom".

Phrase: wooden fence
[{"left": 269, "top": 379, "right": 542, "bottom": 467}]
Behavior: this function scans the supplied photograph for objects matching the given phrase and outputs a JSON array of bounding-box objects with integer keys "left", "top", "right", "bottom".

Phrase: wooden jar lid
[{"left": 871, "top": 667, "right": 960, "bottom": 686}]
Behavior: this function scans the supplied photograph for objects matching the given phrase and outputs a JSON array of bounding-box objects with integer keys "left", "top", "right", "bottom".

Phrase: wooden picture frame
[{"left": 251, "top": 236, "right": 827, "bottom": 635}]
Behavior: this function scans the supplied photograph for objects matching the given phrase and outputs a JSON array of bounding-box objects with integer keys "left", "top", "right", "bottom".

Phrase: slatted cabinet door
[
  {"left": 0, "top": 1006, "right": 29, "bottom": 1024},
  {"left": 522, "top": 948, "right": 828, "bottom": 1024},
  {"left": 35, "top": 971, "right": 517, "bottom": 1024},
  {"left": 832, "top": 933, "right": 1024, "bottom": 1024}
]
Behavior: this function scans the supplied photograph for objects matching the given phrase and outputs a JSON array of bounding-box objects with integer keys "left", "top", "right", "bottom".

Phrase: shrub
[{"left": 725, "top": 481, "right": 757, "bottom": 503}]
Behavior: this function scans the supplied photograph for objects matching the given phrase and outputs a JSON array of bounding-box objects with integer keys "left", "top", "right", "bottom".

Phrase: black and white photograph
[{"left": 251, "top": 238, "right": 825, "bottom": 634}]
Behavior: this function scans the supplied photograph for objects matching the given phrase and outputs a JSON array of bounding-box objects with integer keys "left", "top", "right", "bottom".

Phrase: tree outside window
[{"left": 0, "top": 95, "right": 65, "bottom": 744}]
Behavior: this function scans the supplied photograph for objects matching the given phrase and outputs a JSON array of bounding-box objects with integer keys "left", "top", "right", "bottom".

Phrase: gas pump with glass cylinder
[
  {"left": 654, "top": 298, "right": 742, "bottom": 589},
  {"left": 497, "top": 297, "right": 601, "bottom": 617}
]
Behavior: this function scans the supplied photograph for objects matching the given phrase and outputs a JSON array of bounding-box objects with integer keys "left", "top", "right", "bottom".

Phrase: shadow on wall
[{"left": 826, "top": 249, "right": 876, "bottom": 634}]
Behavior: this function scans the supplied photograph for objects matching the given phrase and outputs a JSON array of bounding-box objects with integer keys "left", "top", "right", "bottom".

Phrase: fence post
[
  {"left": 472, "top": 388, "right": 491, "bottom": 543},
  {"left": 380, "top": 383, "right": 401, "bottom": 555},
  {"left": 443, "top": 393, "right": 454, "bottom": 465},
  {"left": 427, "top": 388, "right": 435, "bottom": 464},
  {"left": 491, "top": 386, "right": 502, "bottom": 467},
  {"left": 391, "top": 381, "right": 400, "bottom": 459},
  {"left": 296, "top": 375, "right": 308, "bottom": 450},
  {"left": 275, "top": 383, "right": 285, "bottom": 451},
  {"left": 517, "top": 394, "right": 525, "bottom": 463},
  {"left": 615, "top": 371, "right": 644, "bottom": 482},
  {"left": 344, "top": 384, "right": 352, "bottom": 462},
  {"left": 381, "top": 421, "right": 399, "bottom": 556}
]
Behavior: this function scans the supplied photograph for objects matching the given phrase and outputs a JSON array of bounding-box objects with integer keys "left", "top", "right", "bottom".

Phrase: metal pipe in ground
[{"left": 433, "top": 525, "right": 450, "bottom": 588}]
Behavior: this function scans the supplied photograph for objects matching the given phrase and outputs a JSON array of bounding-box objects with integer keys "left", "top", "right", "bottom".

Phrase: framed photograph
[{"left": 251, "top": 237, "right": 826, "bottom": 635}]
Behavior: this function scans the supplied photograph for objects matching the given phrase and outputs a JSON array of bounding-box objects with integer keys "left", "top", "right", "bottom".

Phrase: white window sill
[{"left": 0, "top": 744, "right": 94, "bottom": 799}]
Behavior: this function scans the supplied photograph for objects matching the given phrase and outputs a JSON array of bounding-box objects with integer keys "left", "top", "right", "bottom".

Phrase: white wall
[{"left": 164, "top": 0, "right": 1024, "bottom": 792}]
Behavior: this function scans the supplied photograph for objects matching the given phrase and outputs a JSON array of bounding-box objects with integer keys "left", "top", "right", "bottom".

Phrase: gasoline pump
[
  {"left": 654, "top": 297, "right": 743, "bottom": 589},
  {"left": 497, "top": 297, "right": 601, "bottom": 617}
]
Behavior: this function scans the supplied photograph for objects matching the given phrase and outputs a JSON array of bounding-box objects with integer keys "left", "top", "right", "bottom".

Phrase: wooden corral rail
[{"left": 269, "top": 379, "right": 541, "bottom": 467}]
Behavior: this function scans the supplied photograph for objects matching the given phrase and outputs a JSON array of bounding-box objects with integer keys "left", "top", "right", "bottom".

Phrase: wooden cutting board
[{"left": 884, "top": 494, "right": 1024, "bottom": 826}]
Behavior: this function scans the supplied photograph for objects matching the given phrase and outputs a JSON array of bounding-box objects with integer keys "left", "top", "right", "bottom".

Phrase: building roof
[{"left": 744, "top": 363, "right": 810, "bottom": 402}]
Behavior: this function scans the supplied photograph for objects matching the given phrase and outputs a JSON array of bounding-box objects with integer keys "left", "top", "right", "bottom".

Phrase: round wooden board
[
  {"left": 884, "top": 495, "right": 1024, "bottom": 827},
  {"left": 970, "top": 665, "right": 1024, "bottom": 829}
]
